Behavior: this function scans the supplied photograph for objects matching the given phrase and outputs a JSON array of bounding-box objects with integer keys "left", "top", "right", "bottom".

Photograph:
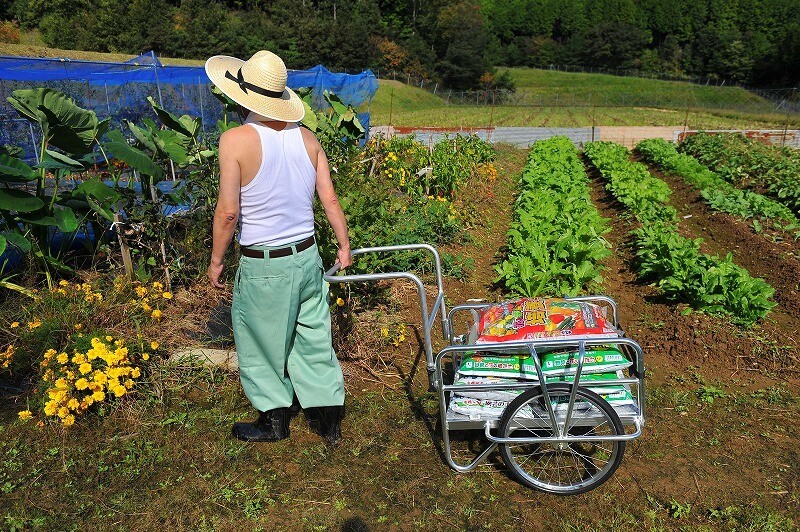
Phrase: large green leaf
[
  {"left": 210, "top": 86, "right": 240, "bottom": 114},
  {"left": 37, "top": 149, "right": 86, "bottom": 171},
  {"left": 154, "top": 129, "right": 188, "bottom": 164},
  {"left": 8, "top": 88, "right": 101, "bottom": 155},
  {"left": 4, "top": 231, "right": 31, "bottom": 253},
  {"left": 125, "top": 120, "right": 158, "bottom": 153},
  {"left": 0, "top": 154, "right": 36, "bottom": 182},
  {"left": 300, "top": 102, "right": 319, "bottom": 132},
  {"left": 0, "top": 234, "right": 5, "bottom": 257},
  {"left": 18, "top": 207, "right": 56, "bottom": 226},
  {"left": 103, "top": 130, "right": 165, "bottom": 179},
  {"left": 76, "top": 177, "right": 120, "bottom": 203},
  {"left": 147, "top": 96, "right": 197, "bottom": 138},
  {"left": 53, "top": 206, "right": 79, "bottom": 232},
  {"left": 0, "top": 188, "right": 45, "bottom": 212}
]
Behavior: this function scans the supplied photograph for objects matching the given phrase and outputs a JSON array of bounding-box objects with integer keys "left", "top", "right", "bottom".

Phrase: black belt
[{"left": 241, "top": 236, "right": 315, "bottom": 258}]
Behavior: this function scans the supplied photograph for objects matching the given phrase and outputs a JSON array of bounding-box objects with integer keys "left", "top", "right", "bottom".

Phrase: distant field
[
  {"left": 370, "top": 68, "right": 799, "bottom": 129},
  {"left": 370, "top": 79, "right": 799, "bottom": 129},
  {"left": 508, "top": 68, "right": 772, "bottom": 110},
  {"left": 2, "top": 45, "right": 796, "bottom": 129}
]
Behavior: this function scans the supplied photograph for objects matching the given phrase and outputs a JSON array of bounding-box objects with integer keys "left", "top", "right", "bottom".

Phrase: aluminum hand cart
[{"left": 325, "top": 244, "right": 645, "bottom": 495}]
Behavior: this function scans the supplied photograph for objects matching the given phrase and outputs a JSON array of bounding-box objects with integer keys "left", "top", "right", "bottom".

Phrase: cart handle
[{"left": 324, "top": 244, "right": 449, "bottom": 388}]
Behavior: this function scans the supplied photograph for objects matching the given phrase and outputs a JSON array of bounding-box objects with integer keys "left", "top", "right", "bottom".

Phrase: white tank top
[{"left": 238, "top": 119, "right": 317, "bottom": 247}]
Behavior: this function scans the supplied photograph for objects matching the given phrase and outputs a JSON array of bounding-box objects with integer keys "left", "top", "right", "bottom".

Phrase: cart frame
[{"left": 325, "top": 244, "right": 645, "bottom": 489}]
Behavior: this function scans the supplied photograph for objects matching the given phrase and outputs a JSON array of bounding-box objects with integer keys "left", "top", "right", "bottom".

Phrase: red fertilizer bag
[{"left": 477, "top": 297, "right": 618, "bottom": 343}]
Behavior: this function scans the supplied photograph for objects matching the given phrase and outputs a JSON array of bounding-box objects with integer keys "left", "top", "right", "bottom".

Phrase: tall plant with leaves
[
  {"left": 4, "top": 88, "right": 118, "bottom": 290},
  {"left": 298, "top": 89, "right": 365, "bottom": 168}
]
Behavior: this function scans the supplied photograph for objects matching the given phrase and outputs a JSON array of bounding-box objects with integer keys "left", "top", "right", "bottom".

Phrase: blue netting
[{"left": 0, "top": 51, "right": 378, "bottom": 160}]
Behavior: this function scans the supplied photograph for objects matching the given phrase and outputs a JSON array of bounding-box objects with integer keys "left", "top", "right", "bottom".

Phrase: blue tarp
[{"left": 0, "top": 51, "right": 379, "bottom": 159}]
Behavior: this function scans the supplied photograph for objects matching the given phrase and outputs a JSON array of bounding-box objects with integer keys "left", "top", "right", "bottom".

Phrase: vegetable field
[{"left": 2, "top": 123, "right": 800, "bottom": 528}]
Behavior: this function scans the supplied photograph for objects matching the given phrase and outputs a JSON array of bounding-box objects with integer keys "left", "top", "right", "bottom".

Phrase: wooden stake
[{"left": 114, "top": 213, "right": 133, "bottom": 280}]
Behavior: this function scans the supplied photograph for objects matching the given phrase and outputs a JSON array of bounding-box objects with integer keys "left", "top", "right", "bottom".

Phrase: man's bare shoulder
[
  {"left": 299, "top": 126, "right": 322, "bottom": 151},
  {"left": 219, "top": 124, "right": 258, "bottom": 150}
]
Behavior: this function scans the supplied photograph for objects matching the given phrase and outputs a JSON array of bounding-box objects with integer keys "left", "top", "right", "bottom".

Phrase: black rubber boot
[
  {"left": 232, "top": 408, "right": 290, "bottom": 442},
  {"left": 305, "top": 405, "right": 344, "bottom": 445},
  {"left": 288, "top": 394, "right": 301, "bottom": 417}
]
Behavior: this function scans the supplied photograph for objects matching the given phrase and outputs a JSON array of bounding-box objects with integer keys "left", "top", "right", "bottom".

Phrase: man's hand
[
  {"left": 207, "top": 261, "right": 225, "bottom": 288},
  {"left": 336, "top": 247, "right": 352, "bottom": 270}
]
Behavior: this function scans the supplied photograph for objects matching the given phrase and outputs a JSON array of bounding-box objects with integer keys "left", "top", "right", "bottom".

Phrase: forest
[{"left": 1, "top": 0, "right": 799, "bottom": 89}]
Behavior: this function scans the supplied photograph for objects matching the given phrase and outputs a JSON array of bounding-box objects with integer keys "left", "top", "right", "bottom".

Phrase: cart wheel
[{"left": 497, "top": 383, "right": 625, "bottom": 495}]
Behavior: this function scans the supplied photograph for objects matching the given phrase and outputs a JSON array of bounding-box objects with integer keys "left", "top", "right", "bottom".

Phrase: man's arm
[
  {"left": 207, "top": 129, "right": 243, "bottom": 288},
  {"left": 307, "top": 132, "right": 351, "bottom": 269}
]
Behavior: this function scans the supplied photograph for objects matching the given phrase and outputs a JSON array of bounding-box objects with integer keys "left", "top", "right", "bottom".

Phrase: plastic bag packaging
[{"left": 476, "top": 298, "right": 618, "bottom": 343}]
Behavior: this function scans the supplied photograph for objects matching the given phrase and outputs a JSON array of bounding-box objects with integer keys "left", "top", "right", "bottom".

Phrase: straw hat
[{"left": 205, "top": 50, "right": 304, "bottom": 122}]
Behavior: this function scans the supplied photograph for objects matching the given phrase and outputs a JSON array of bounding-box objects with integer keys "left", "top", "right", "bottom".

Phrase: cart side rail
[{"left": 324, "top": 244, "right": 449, "bottom": 387}]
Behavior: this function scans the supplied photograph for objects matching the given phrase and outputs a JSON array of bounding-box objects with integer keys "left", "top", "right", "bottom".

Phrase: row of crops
[
  {"left": 681, "top": 133, "right": 800, "bottom": 216},
  {"left": 495, "top": 137, "right": 610, "bottom": 296},
  {"left": 497, "top": 136, "right": 780, "bottom": 327},
  {"left": 584, "top": 141, "right": 775, "bottom": 326},
  {"left": 636, "top": 138, "right": 800, "bottom": 236}
]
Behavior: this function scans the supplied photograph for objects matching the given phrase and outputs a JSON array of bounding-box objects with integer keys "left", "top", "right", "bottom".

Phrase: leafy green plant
[
  {"left": 637, "top": 138, "right": 800, "bottom": 237},
  {"left": 298, "top": 89, "right": 365, "bottom": 168},
  {"left": 3, "top": 88, "right": 118, "bottom": 289},
  {"left": 585, "top": 141, "right": 775, "bottom": 326},
  {"left": 495, "top": 136, "right": 611, "bottom": 296}
]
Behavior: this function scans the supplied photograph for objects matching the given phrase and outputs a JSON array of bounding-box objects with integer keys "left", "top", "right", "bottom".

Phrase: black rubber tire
[{"left": 497, "top": 383, "right": 625, "bottom": 495}]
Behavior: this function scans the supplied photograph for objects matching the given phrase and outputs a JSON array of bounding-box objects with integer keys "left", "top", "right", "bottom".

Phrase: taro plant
[
  {"left": 3, "top": 88, "right": 118, "bottom": 290},
  {"left": 298, "top": 89, "right": 365, "bottom": 168}
]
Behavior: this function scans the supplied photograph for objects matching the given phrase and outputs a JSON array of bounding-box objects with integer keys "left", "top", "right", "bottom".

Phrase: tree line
[{"left": 2, "top": 0, "right": 799, "bottom": 89}]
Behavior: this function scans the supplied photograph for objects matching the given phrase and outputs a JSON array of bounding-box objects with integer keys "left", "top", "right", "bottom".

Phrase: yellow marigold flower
[
  {"left": 142, "top": 302, "right": 152, "bottom": 312},
  {"left": 57, "top": 407, "right": 69, "bottom": 419},
  {"left": 135, "top": 286, "right": 148, "bottom": 297},
  {"left": 105, "top": 335, "right": 113, "bottom": 342},
  {"left": 151, "top": 309, "right": 162, "bottom": 319},
  {"left": 142, "top": 353, "right": 150, "bottom": 361},
  {"left": 72, "top": 353, "right": 86, "bottom": 365},
  {"left": 75, "top": 378, "right": 89, "bottom": 390},
  {"left": 57, "top": 352, "right": 68, "bottom": 364},
  {"left": 336, "top": 297, "right": 345, "bottom": 307},
  {"left": 124, "top": 379, "right": 134, "bottom": 389},
  {"left": 43, "top": 402, "right": 57, "bottom": 416},
  {"left": 93, "top": 293, "right": 103, "bottom": 302},
  {"left": 62, "top": 414, "right": 75, "bottom": 427},
  {"left": 150, "top": 341, "right": 159, "bottom": 350},
  {"left": 59, "top": 280, "right": 69, "bottom": 286},
  {"left": 112, "top": 385, "right": 126, "bottom": 397},
  {"left": 93, "top": 372, "right": 107, "bottom": 385},
  {"left": 161, "top": 291, "right": 172, "bottom": 300},
  {"left": 65, "top": 370, "right": 75, "bottom": 380},
  {"left": 131, "top": 367, "right": 141, "bottom": 378},
  {"left": 74, "top": 323, "right": 83, "bottom": 330},
  {"left": 152, "top": 281, "right": 163, "bottom": 291},
  {"left": 10, "top": 322, "right": 19, "bottom": 328},
  {"left": 27, "top": 320, "right": 42, "bottom": 331},
  {"left": 55, "top": 378, "right": 67, "bottom": 389},
  {"left": 57, "top": 288, "right": 67, "bottom": 296},
  {"left": 81, "top": 397, "right": 93, "bottom": 408},
  {"left": 18, "top": 410, "right": 32, "bottom": 420},
  {"left": 381, "top": 327, "right": 389, "bottom": 338},
  {"left": 79, "top": 363, "right": 93, "bottom": 375},
  {"left": 92, "top": 390, "right": 105, "bottom": 402},
  {"left": 67, "top": 398, "right": 79, "bottom": 410}
]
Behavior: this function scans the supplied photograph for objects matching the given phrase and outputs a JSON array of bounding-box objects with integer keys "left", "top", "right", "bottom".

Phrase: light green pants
[{"left": 231, "top": 241, "right": 345, "bottom": 412}]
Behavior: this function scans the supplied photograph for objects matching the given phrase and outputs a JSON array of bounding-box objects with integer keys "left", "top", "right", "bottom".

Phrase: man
[{"left": 205, "top": 50, "right": 351, "bottom": 444}]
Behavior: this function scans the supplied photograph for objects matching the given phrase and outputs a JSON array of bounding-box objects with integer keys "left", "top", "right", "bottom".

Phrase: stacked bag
[{"left": 449, "top": 298, "right": 635, "bottom": 420}]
